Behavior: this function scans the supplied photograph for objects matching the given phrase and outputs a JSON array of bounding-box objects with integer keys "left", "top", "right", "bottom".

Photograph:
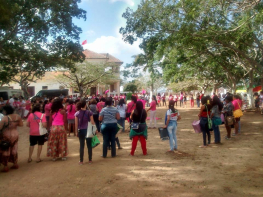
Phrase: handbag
[
  {"left": 39, "top": 114, "right": 47, "bottom": 135},
  {"left": 213, "top": 117, "right": 222, "bottom": 126},
  {"left": 192, "top": 120, "right": 202, "bottom": 133},
  {"left": 233, "top": 101, "right": 243, "bottom": 118},
  {"left": 131, "top": 110, "right": 143, "bottom": 130},
  {"left": 226, "top": 116, "right": 234, "bottom": 126},
  {"left": 205, "top": 105, "right": 212, "bottom": 129},
  {"left": 86, "top": 122, "right": 97, "bottom": 138},
  {"left": 91, "top": 135, "right": 100, "bottom": 148},
  {"left": 0, "top": 116, "right": 11, "bottom": 151}
]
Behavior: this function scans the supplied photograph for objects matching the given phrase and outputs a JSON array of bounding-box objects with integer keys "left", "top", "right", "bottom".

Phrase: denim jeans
[
  {"left": 200, "top": 117, "right": 211, "bottom": 146},
  {"left": 101, "top": 123, "right": 118, "bottom": 157},
  {"left": 167, "top": 120, "right": 178, "bottom": 150},
  {"left": 212, "top": 117, "right": 221, "bottom": 143},
  {"left": 196, "top": 100, "right": 200, "bottom": 108},
  {"left": 117, "top": 117, "right": 125, "bottom": 132},
  {"left": 78, "top": 129, "right": 92, "bottom": 162},
  {"left": 238, "top": 121, "right": 241, "bottom": 133},
  {"left": 93, "top": 114, "right": 100, "bottom": 132},
  {"left": 180, "top": 99, "right": 183, "bottom": 107}
]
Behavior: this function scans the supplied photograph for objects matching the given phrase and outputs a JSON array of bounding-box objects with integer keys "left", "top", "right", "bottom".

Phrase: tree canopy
[{"left": 0, "top": 0, "right": 86, "bottom": 96}]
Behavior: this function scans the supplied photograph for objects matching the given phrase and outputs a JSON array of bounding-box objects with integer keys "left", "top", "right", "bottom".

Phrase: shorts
[
  {"left": 30, "top": 135, "right": 45, "bottom": 146},
  {"left": 67, "top": 119, "right": 75, "bottom": 124}
]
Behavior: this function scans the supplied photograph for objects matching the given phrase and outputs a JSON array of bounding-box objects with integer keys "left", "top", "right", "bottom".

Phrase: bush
[{"left": 126, "top": 93, "right": 132, "bottom": 100}]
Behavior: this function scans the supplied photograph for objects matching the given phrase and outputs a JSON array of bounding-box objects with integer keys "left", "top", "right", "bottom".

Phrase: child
[{"left": 164, "top": 100, "right": 181, "bottom": 152}]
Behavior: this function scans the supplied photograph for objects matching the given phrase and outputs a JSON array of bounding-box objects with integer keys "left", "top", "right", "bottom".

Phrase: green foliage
[
  {"left": 126, "top": 92, "right": 132, "bottom": 100},
  {"left": 120, "top": 0, "right": 263, "bottom": 93},
  {"left": 0, "top": 0, "right": 86, "bottom": 85},
  {"left": 56, "top": 62, "right": 115, "bottom": 97},
  {"left": 124, "top": 82, "right": 138, "bottom": 93}
]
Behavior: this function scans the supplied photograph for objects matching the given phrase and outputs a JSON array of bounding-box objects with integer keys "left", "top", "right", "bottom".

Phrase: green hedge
[{"left": 126, "top": 92, "right": 132, "bottom": 100}]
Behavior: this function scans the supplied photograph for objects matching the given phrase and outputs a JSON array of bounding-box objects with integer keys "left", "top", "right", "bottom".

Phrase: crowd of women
[
  {"left": 0, "top": 93, "right": 167, "bottom": 172},
  {"left": 197, "top": 93, "right": 244, "bottom": 148}
]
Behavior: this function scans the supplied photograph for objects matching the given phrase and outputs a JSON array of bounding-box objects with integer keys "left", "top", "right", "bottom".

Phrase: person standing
[
  {"left": 222, "top": 96, "right": 234, "bottom": 139},
  {"left": 75, "top": 100, "right": 95, "bottom": 165},
  {"left": 99, "top": 97, "right": 120, "bottom": 158},
  {"left": 66, "top": 100, "right": 76, "bottom": 137},
  {"left": 47, "top": 99, "right": 68, "bottom": 161},
  {"left": 232, "top": 95, "right": 242, "bottom": 136},
  {"left": 117, "top": 99, "right": 126, "bottom": 132},
  {"left": 161, "top": 93, "right": 166, "bottom": 107},
  {"left": 147, "top": 95, "right": 157, "bottom": 129},
  {"left": 0, "top": 105, "right": 23, "bottom": 172},
  {"left": 179, "top": 92, "right": 184, "bottom": 107},
  {"left": 190, "top": 94, "right": 194, "bottom": 108},
  {"left": 211, "top": 96, "right": 223, "bottom": 144},
  {"left": 129, "top": 101, "right": 147, "bottom": 156},
  {"left": 198, "top": 96, "right": 212, "bottom": 148},
  {"left": 164, "top": 100, "right": 181, "bottom": 152},
  {"left": 174, "top": 94, "right": 178, "bottom": 107},
  {"left": 89, "top": 99, "right": 100, "bottom": 133},
  {"left": 183, "top": 94, "right": 187, "bottom": 108},
  {"left": 27, "top": 104, "right": 47, "bottom": 163},
  {"left": 196, "top": 93, "right": 200, "bottom": 108},
  {"left": 157, "top": 93, "right": 161, "bottom": 107},
  {"left": 127, "top": 96, "right": 137, "bottom": 123}
]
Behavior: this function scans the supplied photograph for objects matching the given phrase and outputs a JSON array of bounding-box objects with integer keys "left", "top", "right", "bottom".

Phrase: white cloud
[
  {"left": 83, "top": 35, "right": 142, "bottom": 62},
  {"left": 85, "top": 30, "right": 95, "bottom": 36},
  {"left": 110, "top": 0, "right": 134, "bottom": 6}
]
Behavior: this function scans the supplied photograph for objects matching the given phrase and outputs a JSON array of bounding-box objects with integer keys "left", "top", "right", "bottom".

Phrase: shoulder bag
[
  {"left": 205, "top": 105, "right": 212, "bottom": 129},
  {"left": 233, "top": 101, "right": 243, "bottom": 118},
  {"left": 34, "top": 113, "right": 47, "bottom": 135}
]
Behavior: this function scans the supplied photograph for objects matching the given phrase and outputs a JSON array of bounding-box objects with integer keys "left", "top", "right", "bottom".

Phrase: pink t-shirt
[
  {"left": 25, "top": 100, "right": 31, "bottom": 110},
  {"left": 169, "top": 96, "right": 174, "bottom": 101},
  {"left": 232, "top": 99, "right": 242, "bottom": 111},
  {"left": 67, "top": 104, "right": 76, "bottom": 119},
  {"left": 127, "top": 101, "right": 136, "bottom": 113},
  {"left": 52, "top": 110, "right": 64, "bottom": 126},
  {"left": 27, "top": 112, "right": 47, "bottom": 136},
  {"left": 97, "top": 102, "right": 105, "bottom": 113},
  {"left": 45, "top": 103, "right": 52, "bottom": 116},
  {"left": 150, "top": 101, "right": 157, "bottom": 111},
  {"left": 13, "top": 101, "right": 21, "bottom": 108}
]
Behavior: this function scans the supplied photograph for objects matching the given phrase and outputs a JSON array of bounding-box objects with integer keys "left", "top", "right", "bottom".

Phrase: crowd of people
[{"left": 0, "top": 90, "right": 261, "bottom": 172}]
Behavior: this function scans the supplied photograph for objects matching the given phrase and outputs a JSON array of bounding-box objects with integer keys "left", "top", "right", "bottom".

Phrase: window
[{"left": 42, "top": 86, "right": 48, "bottom": 90}]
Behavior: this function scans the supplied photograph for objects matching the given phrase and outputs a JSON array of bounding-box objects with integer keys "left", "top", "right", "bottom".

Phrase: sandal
[
  {"left": 36, "top": 159, "right": 42, "bottom": 163},
  {"left": 28, "top": 159, "right": 32, "bottom": 163}
]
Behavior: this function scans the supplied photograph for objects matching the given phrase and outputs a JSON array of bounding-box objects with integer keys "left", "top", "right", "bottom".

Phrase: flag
[{"left": 82, "top": 40, "right": 87, "bottom": 45}]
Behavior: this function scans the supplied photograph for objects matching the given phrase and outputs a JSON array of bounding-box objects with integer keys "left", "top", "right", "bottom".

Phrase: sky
[{"left": 74, "top": 0, "right": 142, "bottom": 71}]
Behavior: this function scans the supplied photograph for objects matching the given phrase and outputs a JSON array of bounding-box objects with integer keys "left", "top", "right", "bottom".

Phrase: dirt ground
[{"left": 0, "top": 103, "right": 263, "bottom": 197}]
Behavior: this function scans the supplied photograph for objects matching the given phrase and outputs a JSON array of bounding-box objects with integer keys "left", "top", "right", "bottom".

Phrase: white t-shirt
[
  {"left": 9, "top": 98, "right": 14, "bottom": 106},
  {"left": 166, "top": 109, "right": 180, "bottom": 121},
  {"left": 117, "top": 104, "right": 127, "bottom": 118}
]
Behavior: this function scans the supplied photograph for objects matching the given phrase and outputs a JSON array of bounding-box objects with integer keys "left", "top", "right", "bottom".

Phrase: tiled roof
[{"left": 83, "top": 49, "right": 123, "bottom": 64}]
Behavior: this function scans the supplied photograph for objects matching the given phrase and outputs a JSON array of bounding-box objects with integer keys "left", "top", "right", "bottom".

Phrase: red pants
[
  {"left": 191, "top": 100, "right": 194, "bottom": 107},
  {"left": 131, "top": 136, "right": 147, "bottom": 155}
]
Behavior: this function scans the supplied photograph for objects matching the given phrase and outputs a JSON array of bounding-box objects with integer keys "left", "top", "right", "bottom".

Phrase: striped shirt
[{"left": 99, "top": 106, "right": 119, "bottom": 124}]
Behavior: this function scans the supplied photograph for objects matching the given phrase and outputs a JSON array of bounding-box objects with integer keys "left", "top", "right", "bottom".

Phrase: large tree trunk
[
  {"left": 248, "top": 69, "right": 254, "bottom": 108},
  {"left": 20, "top": 81, "right": 29, "bottom": 99},
  {"left": 79, "top": 85, "right": 84, "bottom": 97}
]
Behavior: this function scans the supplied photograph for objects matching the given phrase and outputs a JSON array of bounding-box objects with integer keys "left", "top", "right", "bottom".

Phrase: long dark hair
[
  {"left": 212, "top": 96, "right": 223, "bottom": 111},
  {"left": 152, "top": 95, "right": 157, "bottom": 104},
  {"left": 42, "top": 100, "right": 48, "bottom": 113},
  {"left": 51, "top": 99, "right": 64, "bottom": 113},
  {"left": 134, "top": 101, "right": 143, "bottom": 115},
  {"left": 32, "top": 104, "right": 41, "bottom": 113},
  {"left": 119, "top": 99, "right": 125, "bottom": 107},
  {"left": 168, "top": 100, "right": 176, "bottom": 113},
  {"left": 76, "top": 99, "right": 86, "bottom": 111},
  {"left": 69, "top": 100, "right": 74, "bottom": 112},
  {"left": 201, "top": 96, "right": 212, "bottom": 110},
  {"left": 131, "top": 96, "right": 137, "bottom": 103}
]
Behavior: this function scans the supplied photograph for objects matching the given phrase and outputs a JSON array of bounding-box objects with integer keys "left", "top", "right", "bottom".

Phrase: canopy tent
[{"left": 253, "top": 86, "right": 262, "bottom": 92}]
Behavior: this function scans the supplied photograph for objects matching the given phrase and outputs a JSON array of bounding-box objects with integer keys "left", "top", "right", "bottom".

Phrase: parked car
[
  {"left": 30, "top": 89, "right": 69, "bottom": 100},
  {"left": 0, "top": 87, "right": 24, "bottom": 101}
]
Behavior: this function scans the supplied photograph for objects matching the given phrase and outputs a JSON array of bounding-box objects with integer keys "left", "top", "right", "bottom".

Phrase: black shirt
[{"left": 132, "top": 109, "right": 147, "bottom": 123}]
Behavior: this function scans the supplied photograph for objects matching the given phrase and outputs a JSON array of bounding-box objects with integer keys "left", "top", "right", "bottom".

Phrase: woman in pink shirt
[
  {"left": 147, "top": 95, "right": 157, "bottom": 129},
  {"left": 127, "top": 96, "right": 137, "bottom": 122},
  {"left": 27, "top": 104, "right": 47, "bottom": 163},
  {"left": 232, "top": 95, "right": 243, "bottom": 135},
  {"left": 44, "top": 98, "right": 53, "bottom": 130},
  {"left": 96, "top": 97, "right": 106, "bottom": 113},
  {"left": 66, "top": 100, "right": 76, "bottom": 137},
  {"left": 47, "top": 99, "right": 68, "bottom": 161}
]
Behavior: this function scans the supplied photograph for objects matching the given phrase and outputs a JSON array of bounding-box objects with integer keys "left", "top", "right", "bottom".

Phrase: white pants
[{"left": 149, "top": 110, "right": 156, "bottom": 127}]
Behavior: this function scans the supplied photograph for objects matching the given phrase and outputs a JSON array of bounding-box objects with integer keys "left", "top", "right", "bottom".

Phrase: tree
[
  {"left": 56, "top": 62, "right": 115, "bottom": 97},
  {"left": 124, "top": 82, "right": 138, "bottom": 93},
  {"left": 0, "top": 0, "right": 86, "bottom": 97}
]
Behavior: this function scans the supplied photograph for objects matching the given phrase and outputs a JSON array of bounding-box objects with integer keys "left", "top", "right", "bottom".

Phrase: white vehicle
[{"left": 0, "top": 87, "right": 24, "bottom": 101}]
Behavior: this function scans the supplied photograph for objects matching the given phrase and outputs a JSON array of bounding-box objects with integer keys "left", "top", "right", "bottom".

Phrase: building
[{"left": 9, "top": 49, "right": 122, "bottom": 97}]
